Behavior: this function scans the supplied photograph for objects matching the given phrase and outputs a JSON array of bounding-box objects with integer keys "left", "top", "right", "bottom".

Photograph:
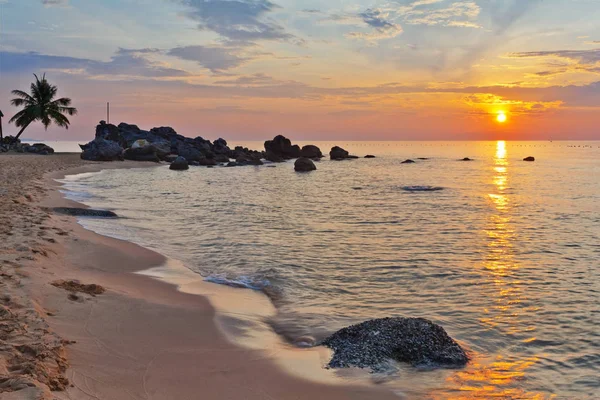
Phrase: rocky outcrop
[
  {"left": 401, "top": 159, "right": 416, "bottom": 164},
  {"left": 236, "top": 153, "right": 264, "bottom": 166},
  {"left": 52, "top": 207, "right": 118, "bottom": 218},
  {"left": 321, "top": 317, "right": 468, "bottom": 372},
  {"left": 365, "top": 155, "right": 376, "bottom": 159},
  {"left": 0, "top": 138, "right": 55, "bottom": 155},
  {"left": 294, "top": 157, "right": 317, "bottom": 172},
  {"left": 264, "top": 135, "right": 301, "bottom": 162},
  {"left": 169, "top": 156, "right": 189, "bottom": 170},
  {"left": 460, "top": 157, "right": 473, "bottom": 161},
  {"left": 330, "top": 146, "right": 358, "bottom": 160},
  {"left": 300, "top": 145, "right": 323, "bottom": 160},
  {"left": 524, "top": 156, "right": 535, "bottom": 162},
  {"left": 80, "top": 137, "right": 123, "bottom": 161}
]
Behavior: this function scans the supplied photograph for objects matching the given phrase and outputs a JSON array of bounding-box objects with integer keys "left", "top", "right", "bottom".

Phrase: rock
[
  {"left": 52, "top": 207, "right": 118, "bottom": 218},
  {"left": 401, "top": 159, "right": 416, "bottom": 164},
  {"left": 164, "top": 154, "right": 179, "bottom": 163},
  {"left": 365, "top": 155, "right": 376, "bottom": 159},
  {"left": 264, "top": 135, "right": 301, "bottom": 160},
  {"left": 236, "top": 154, "right": 264, "bottom": 166},
  {"left": 330, "top": 146, "right": 349, "bottom": 160},
  {"left": 524, "top": 156, "right": 535, "bottom": 162},
  {"left": 225, "top": 162, "right": 238, "bottom": 167},
  {"left": 265, "top": 150, "right": 286, "bottom": 163},
  {"left": 80, "top": 138, "right": 124, "bottom": 161},
  {"left": 214, "top": 153, "right": 230, "bottom": 163},
  {"left": 25, "top": 143, "right": 55, "bottom": 155},
  {"left": 170, "top": 156, "right": 189, "bottom": 170},
  {"left": 321, "top": 317, "right": 469, "bottom": 372},
  {"left": 294, "top": 157, "right": 317, "bottom": 172},
  {"left": 95, "top": 121, "right": 126, "bottom": 147},
  {"left": 300, "top": 145, "right": 323, "bottom": 159},
  {"left": 198, "top": 158, "right": 218, "bottom": 166},
  {"left": 330, "top": 146, "right": 358, "bottom": 160},
  {"left": 460, "top": 157, "right": 473, "bottom": 161},
  {"left": 175, "top": 142, "right": 204, "bottom": 162},
  {"left": 123, "top": 146, "right": 160, "bottom": 162},
  {"left": 213, "top": 138, "right": 230, "bottom": 155}
]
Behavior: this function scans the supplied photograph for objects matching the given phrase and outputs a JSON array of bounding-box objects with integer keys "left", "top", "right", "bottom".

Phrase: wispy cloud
[
  {"left": 168, "top": 45, "right": 248, "bottom": 72},
  {"left": 41, "top": 0, "right": 69, "bottom": 6},
  {"left": 347, "top": 8, "right": 403, "bottom": 41}
]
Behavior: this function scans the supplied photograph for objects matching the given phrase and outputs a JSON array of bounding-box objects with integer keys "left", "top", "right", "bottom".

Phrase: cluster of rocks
[
  {"left": 80, "top": 122, "right": 372, "bottom": 172},
  {"left": 0, "top": 136, "right": 55, "bottom": 155},
  {"left": 321, "top": 317, "right": 469, "bottom": 373}
]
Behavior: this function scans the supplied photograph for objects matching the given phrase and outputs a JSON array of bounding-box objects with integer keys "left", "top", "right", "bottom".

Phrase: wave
[
  {"left": 205, "top": 274, "right": 282, "bottom": 301},
  {"left": 402, "top": 186, "right": 444, "bottom": 192}
]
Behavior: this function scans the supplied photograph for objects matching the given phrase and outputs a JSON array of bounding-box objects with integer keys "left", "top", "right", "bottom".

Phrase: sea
[{"left": 57, "top": 141, "right": 600, "bottom": 399}]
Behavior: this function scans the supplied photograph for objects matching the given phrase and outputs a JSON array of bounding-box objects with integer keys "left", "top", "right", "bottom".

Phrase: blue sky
[{"left": 0, "top": 0, "right": 599, "bottom": 140}]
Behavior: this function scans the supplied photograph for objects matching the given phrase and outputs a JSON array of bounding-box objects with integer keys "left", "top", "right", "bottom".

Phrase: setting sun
[{"left": 496, "top": 112, "right": 507, "bottom": 123}]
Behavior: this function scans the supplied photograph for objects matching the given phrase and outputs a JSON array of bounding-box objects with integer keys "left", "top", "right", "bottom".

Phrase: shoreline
[{"left": 1, "top": 154, "right": 398, "bottom": 399}]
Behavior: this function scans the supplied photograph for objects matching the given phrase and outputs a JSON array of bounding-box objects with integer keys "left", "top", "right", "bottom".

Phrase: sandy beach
[{"left": 0, "top": 153, "right": 397, "bottom": 400}]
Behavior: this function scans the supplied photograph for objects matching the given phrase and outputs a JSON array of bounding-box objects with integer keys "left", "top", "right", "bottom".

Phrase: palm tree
[
  {"left": 10, "top": 73, "right": 77, "bottom": 140},
  {"left": 0, "top": 110, "right": 4, "bottom": 140}
]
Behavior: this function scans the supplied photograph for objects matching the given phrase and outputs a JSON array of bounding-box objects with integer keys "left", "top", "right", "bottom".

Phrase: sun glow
[{"left": 496, "top": 112, "right": 507, "bottom": 123}]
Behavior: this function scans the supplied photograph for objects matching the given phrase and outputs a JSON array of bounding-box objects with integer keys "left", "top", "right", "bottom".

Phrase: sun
[{"left": 496, "top": 112, "right": 507, "bottom": 123}]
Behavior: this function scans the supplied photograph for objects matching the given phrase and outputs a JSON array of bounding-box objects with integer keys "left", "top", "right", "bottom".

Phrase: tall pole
[{"left": 107, "top": 102, "right": 110, "bottom": 124}]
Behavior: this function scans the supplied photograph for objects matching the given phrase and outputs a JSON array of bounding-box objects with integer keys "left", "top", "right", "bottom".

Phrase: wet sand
[{"left": 0, "top": 154, "right": 397, "bottom": 399}]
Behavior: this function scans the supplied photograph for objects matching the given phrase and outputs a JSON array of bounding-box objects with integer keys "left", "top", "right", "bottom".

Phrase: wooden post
[
  {"left": 107, "top": 102, "right": 110, "bottom": 124},
  {"left": 0, "top": 110, "right": 4, "bottom": 140}
]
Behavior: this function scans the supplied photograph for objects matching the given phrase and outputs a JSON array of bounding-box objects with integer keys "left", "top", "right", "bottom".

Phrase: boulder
[
  {"left": 300, "top": 145, "right": 323, "bottom": 160},
  {"left": 330, "top": 146, "right": 358, "bottom": 160},
  {"left": 164, "top": 154, "right": 179, "bottom": 163},
  {"left": 26, "top": 143, "right": 55, "bottom": 155},
  {"left": 213, "top": 138, "right": 230, "bottom": 155},
  {"left": 95, "top": 121, "right": 125, "bottom": 147},
  {"left": 364, "top": 155, "right": 376, "bottom": 159},
  {"left": 214, "top": 153, "right": 230, "bottom": 163},
  {"left": 265, "top": 151, "right": 285, "bottom": 163},
  {"left": 401, "top": 159, "right": 416, "bottom": 164},
  {"left": 460, "top": 157, "right": 473, "bottom": 161},
  {"left": 264, "top": 135, "right": 301, "bottom": 160},
  {"left": 123, "top": 146, "right": 160, "bottom": 162},
  {"left": 523, "top": 156, "right": 535, "bottom": 162},
  {"left": 294, "top": 157, "right": 317, "bottom": 172},
  {"left": 198, "top": 158, "right": 218, "bottom": 166},
  {"left": 80, "top": 138, "right": 124, "bottom": 161},
  {"left": 175, "top": 142, "right": 204, "bottom": 162},
  {"left": 169, "top": 156, "right": 189, "bottom": 170},
  {"left": 321, "top": 317, "right": 469, "bottom": 372},
  {"left": 225, "top": 162, "right": 238, "bottom": 167},
  {"left": 236, "top": 154, "right": 264, "bottom": 166}
]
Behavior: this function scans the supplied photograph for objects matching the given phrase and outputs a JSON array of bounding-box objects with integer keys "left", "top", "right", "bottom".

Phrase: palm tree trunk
[
  {"left": 15, "top": 121, "right": 32, "bottom": 140},
  {"left": 0, "top": 118, "right": 3, "bottom": 140}
]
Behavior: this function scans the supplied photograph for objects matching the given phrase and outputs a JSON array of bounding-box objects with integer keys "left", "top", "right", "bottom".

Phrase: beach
[{"left": 0, "top": 153, "right": 396, "bottom": 399}]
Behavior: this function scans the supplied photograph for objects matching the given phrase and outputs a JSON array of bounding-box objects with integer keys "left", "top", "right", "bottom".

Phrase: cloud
[
  {"left": 509, "top": 49, "right": 600, "bottom": 64},
  {"left": 168, "top": 45, "right": 248, "bottom": 72},
  {"left": 0, "top": 49, "right": 190, "bottom": 78},
  {"left": 347, "top": 8, "right": 403, "bottom": 41},
  {"left": 175, "top": 0, "right": 300, "bottom": 44},
  {"left": 402, "top": 1, "right": 481, "bottom": 28},
  {"left": 41, "top": 0, "right": 69, "bottom": 6}
]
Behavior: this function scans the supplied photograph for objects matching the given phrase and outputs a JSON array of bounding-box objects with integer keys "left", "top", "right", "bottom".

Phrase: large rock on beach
[
  {"left": 169, "top": 156, "right": 189, "bottom": 170},
  {"left": 123, "top": 146, "right": 160, "bottom": 162},
  {"left": 80, "top": 138, "right": 123, "bottom": 161},
  {"left": 294, "top": 157, "right": 317, "bottom": 172},
  {"left": 523, "top": 156, "right": 535, "bottom": 162},
  {"left": 300, "top": 145, "right": 323, "bottom": 160},
  {"left": 25, "top": 143, "right": 55, "bottom": 155},
  {"left": 321, "top": 317, "right": 468, "bottom": 372},
  {"left": 401, "top": 159, "right": 416, "bottom": 164}
]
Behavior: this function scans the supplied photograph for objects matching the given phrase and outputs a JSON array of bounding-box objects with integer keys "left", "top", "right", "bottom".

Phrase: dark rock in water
[
  {"left": 321, "top": 317, "right": 468, "bottom": 372},
  {"left": 164, "top": 154, "right": 179, "bottom": 163},
  {"left": 236, "top": 154, "right": 264, "bottom": 166},
  {"left": 52, "top": 207, "right": 118, "bottom": 218},
  {"left": 169, "top": 156, "right": 189, "bottom": 170},
  {"left": 199, "top": 158, "right": 218, "bottom": 166},
  {"left": 264, "top": 135, "right": 301, "bottom": 160},
  {"left": 402, "top": 186, "right": 444, "bottom": 192},
  {"left": 80, "top": 138, "right": 123, "bottom": 161},
  {"left": 330, "top": 146, "right": 358, "bottom": 160},
  {"left": 417, "top": 157, "right": 429, "bottom": 160},
  {"left": 330, "top": 146, "right": 348, "bottom": 160},
  {"left": 225, "top": 162, "right": 238, "bottom": 167},
  {"left": 214, "top": 153, "right": 230, "bottom": 163},
  {"left": 265, "top": 150, "right": 285, "bottom": 163},
  {"left": 300, "top": 145, "right": 323, "bottom": 160},
  {"left": 365, "top": 155, "right": 376, "bottom": 159},
  {"left": 524, "top": 156, "right": 535, "bottom": 162},
  {"left": 401, "top": 159, "right": 416, "bottom": 164},
  {"left": 294, "top": 157, "right": 317, "bottom": 172},
  {"left": 175, "top": 142, "right": 204, "bottom": 162},
  {"left": 460, "top": 157, "right": 473, "bottom": 161}
]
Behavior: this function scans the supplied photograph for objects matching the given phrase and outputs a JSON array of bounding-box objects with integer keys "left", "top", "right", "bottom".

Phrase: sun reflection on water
[{"left": 437, "top": 141, "right": 547, "bottom": 399}]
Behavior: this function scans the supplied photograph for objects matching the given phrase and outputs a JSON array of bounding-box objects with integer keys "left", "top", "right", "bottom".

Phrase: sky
[{"left": 0, "top": 0, "right": 599, "bottom": 141}]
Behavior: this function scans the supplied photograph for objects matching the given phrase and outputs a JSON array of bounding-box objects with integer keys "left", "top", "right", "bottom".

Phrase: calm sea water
[{"left": 60, "top": 141, "right": 600, "bottom": 399}]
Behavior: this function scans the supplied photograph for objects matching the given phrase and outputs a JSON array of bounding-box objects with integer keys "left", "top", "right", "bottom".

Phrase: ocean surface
[{"left": 59, "top": 141, "right": 600, "bottom": 399}]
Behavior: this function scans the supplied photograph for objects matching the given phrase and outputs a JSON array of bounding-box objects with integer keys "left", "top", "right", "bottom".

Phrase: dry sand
[{"left": 0, "top": 154, "right": 398, "bottom": 400}]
